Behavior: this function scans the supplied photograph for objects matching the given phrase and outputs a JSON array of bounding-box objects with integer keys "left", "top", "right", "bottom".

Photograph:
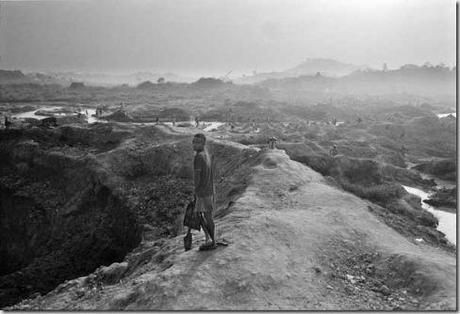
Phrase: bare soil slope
[{"left": 9, "top": 144, "right": 456, "bottom": 310}]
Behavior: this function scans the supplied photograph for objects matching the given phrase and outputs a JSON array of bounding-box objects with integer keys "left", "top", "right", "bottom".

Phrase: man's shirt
[{"left": 194, "top": 150, "right": 213, "bottom": 197}]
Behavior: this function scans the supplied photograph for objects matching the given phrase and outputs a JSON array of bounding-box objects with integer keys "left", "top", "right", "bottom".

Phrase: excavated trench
[
  {"left": 0, "top": 131, "right": 142, "bottom": 307},
  {"left": 0, "top": 124, "right": 258, "bottom": 308}
]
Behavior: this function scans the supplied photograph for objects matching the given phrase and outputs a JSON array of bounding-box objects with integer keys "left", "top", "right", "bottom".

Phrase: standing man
[
  {"left": 192, "top": 133, "right": 216, "bottom": 250},
  {"left": 330, "top": 144, "right": 338, "bottom": 157},
  {"left": 4, "top": 116, "right": 10, "bottom": 130}
]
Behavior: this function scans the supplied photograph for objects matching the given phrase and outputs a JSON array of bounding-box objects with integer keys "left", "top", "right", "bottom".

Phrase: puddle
[
  {"left": 437, "top": 112, "right": 456, "bottom": 118},
  {"left": 13, "top": 106, "right": 63, "bottom": 120},
  {"left": 13, "top": 106, "right": 106, "bottom": 124}
]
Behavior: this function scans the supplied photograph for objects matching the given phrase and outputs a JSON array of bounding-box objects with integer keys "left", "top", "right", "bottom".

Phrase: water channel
[{"left": 403, "top": 185, "right": 456, "bottom": 245}]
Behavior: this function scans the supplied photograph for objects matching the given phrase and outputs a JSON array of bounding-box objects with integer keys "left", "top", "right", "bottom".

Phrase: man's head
[{"left": 192, "top": 133, "right": 206, "bottom": 152}]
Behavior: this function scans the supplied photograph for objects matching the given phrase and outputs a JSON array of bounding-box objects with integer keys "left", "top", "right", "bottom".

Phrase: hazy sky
[{"left": 0, "top": 0, "right": 456, "bottom": 76}]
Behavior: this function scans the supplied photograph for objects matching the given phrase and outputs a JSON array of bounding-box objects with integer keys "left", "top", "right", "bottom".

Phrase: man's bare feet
[{"left": 199, "top": 242, "right": 217, "bottom": 251}]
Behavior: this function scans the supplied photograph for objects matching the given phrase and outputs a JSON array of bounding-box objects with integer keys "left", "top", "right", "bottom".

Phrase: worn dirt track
[{"left": 8, "top": 134, "right": 456, "bottom": 310}]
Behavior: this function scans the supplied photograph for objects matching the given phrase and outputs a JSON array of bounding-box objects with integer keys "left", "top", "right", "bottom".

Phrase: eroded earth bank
[{"left": 1, "top": 122, "right": 455, "bottom": 311}]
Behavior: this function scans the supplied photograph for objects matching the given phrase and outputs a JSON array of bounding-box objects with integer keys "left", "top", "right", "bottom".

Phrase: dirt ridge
[{"left": 8, "top": 145, "right": 456, "bottom": 311}]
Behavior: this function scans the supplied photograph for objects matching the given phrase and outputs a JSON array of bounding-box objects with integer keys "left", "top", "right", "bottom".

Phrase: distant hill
[
  {"left": 235, "top": 58, "right": 366, "bottom": 84},
  {"left": 44, "top": 71, "right": 196, "bottom": 87},
  {"left": 191, "top": 77, "right": 227, "bottom": 88},
  {"left": 340, "top": 64, "right": 455, "bottom": 96},
  {"left": 285, "top": 58, "right": 365, "bottom": 77},
  {"left": 26, "top": 72, "right": 64, "bottom": 85},
  {"left": 136, "top": 81, "right": 156, "bottom": 89},
  {"left": 0, "top": 70, "right": 31, "bottom": 84},
  {"left": 13, "top": 71, "right": 197, "bottom": 87},
  {"left": 258, "top": 64, "right": 456, "bottom": 98}
]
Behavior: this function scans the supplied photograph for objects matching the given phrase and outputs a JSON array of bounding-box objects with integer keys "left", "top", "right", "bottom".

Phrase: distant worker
[
  {"left": 155, "top": 117, "right": 159, "bottom": 124},
  {"left": 4, "top": 116, "right": 11, "bottom": 130},
  {"left": 195, "top": 116, "right": 200, "bottom": 128},
  {"left": 192, "top": 133, "right": 216, "bottom": 250},
  {"left": 332, "top": 117, "right": 337, "bottom": 126},
  {"left": 330, "top": 144, "right": 338, "bottom": 157},
  {"left": 268, "top": 136, "right": 278, "bottom": 149},
  {"left": 172, "top": 117, "right": 176, "bottom": 126}
]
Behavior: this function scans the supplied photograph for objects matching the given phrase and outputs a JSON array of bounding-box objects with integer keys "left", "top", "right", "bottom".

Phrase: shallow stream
[{"left": 403, "top": 185, "right": 456, "bottom": 245}]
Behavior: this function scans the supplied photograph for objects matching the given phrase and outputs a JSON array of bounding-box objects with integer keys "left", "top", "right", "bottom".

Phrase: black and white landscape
[{"left": 0, "top": 0, "right": 456, "bottom": 310}]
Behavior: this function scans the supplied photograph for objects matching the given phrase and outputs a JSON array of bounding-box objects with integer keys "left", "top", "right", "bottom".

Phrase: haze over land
[{"left": 0, "top": 0, "right": 456, "bottom": 77}]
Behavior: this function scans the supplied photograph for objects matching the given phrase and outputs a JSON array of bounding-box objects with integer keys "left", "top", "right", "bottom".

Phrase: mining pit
[{"left": 0, "top": 122, "right": 258, "bottom": 307}]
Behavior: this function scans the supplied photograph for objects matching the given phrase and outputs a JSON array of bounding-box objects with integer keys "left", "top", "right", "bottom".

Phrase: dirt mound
[
  {"left": 55, "top": 115, "right": 86, "bottom": 125},
  {"left": 191, "top": 77, "right": 226, "bottom": 88},
  {"left": 136, "top": 81, "right": 156, "bottom": 89},
  {"left": 8, "top": 149, "right": 455, "bottom": 310},
  {"left": 104, "top": 110, "right": 134, "bottom": 122},
  {"left": 256, "top": 145, "right": 448, "bottom": 248},
  {"left": 129, "top": 107, "right": 191, "bottom": 123},
  {"left": 280, "top": 144, "right": 433, "bottom": 189},
  {"left": 424, "top": 187, "right": 456, "bottom": 210},
  {"left": 412, "top": 159, "right": 456, "bottom": 181},
  {"left": 0, "top": 70, "right": 30, "bottom": 84},
  {"left": 69, "top": 82, "right": 85, "bottom": 89},
  {"left": 380, "top": 164, "right": 436, "bottom": 188}
]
